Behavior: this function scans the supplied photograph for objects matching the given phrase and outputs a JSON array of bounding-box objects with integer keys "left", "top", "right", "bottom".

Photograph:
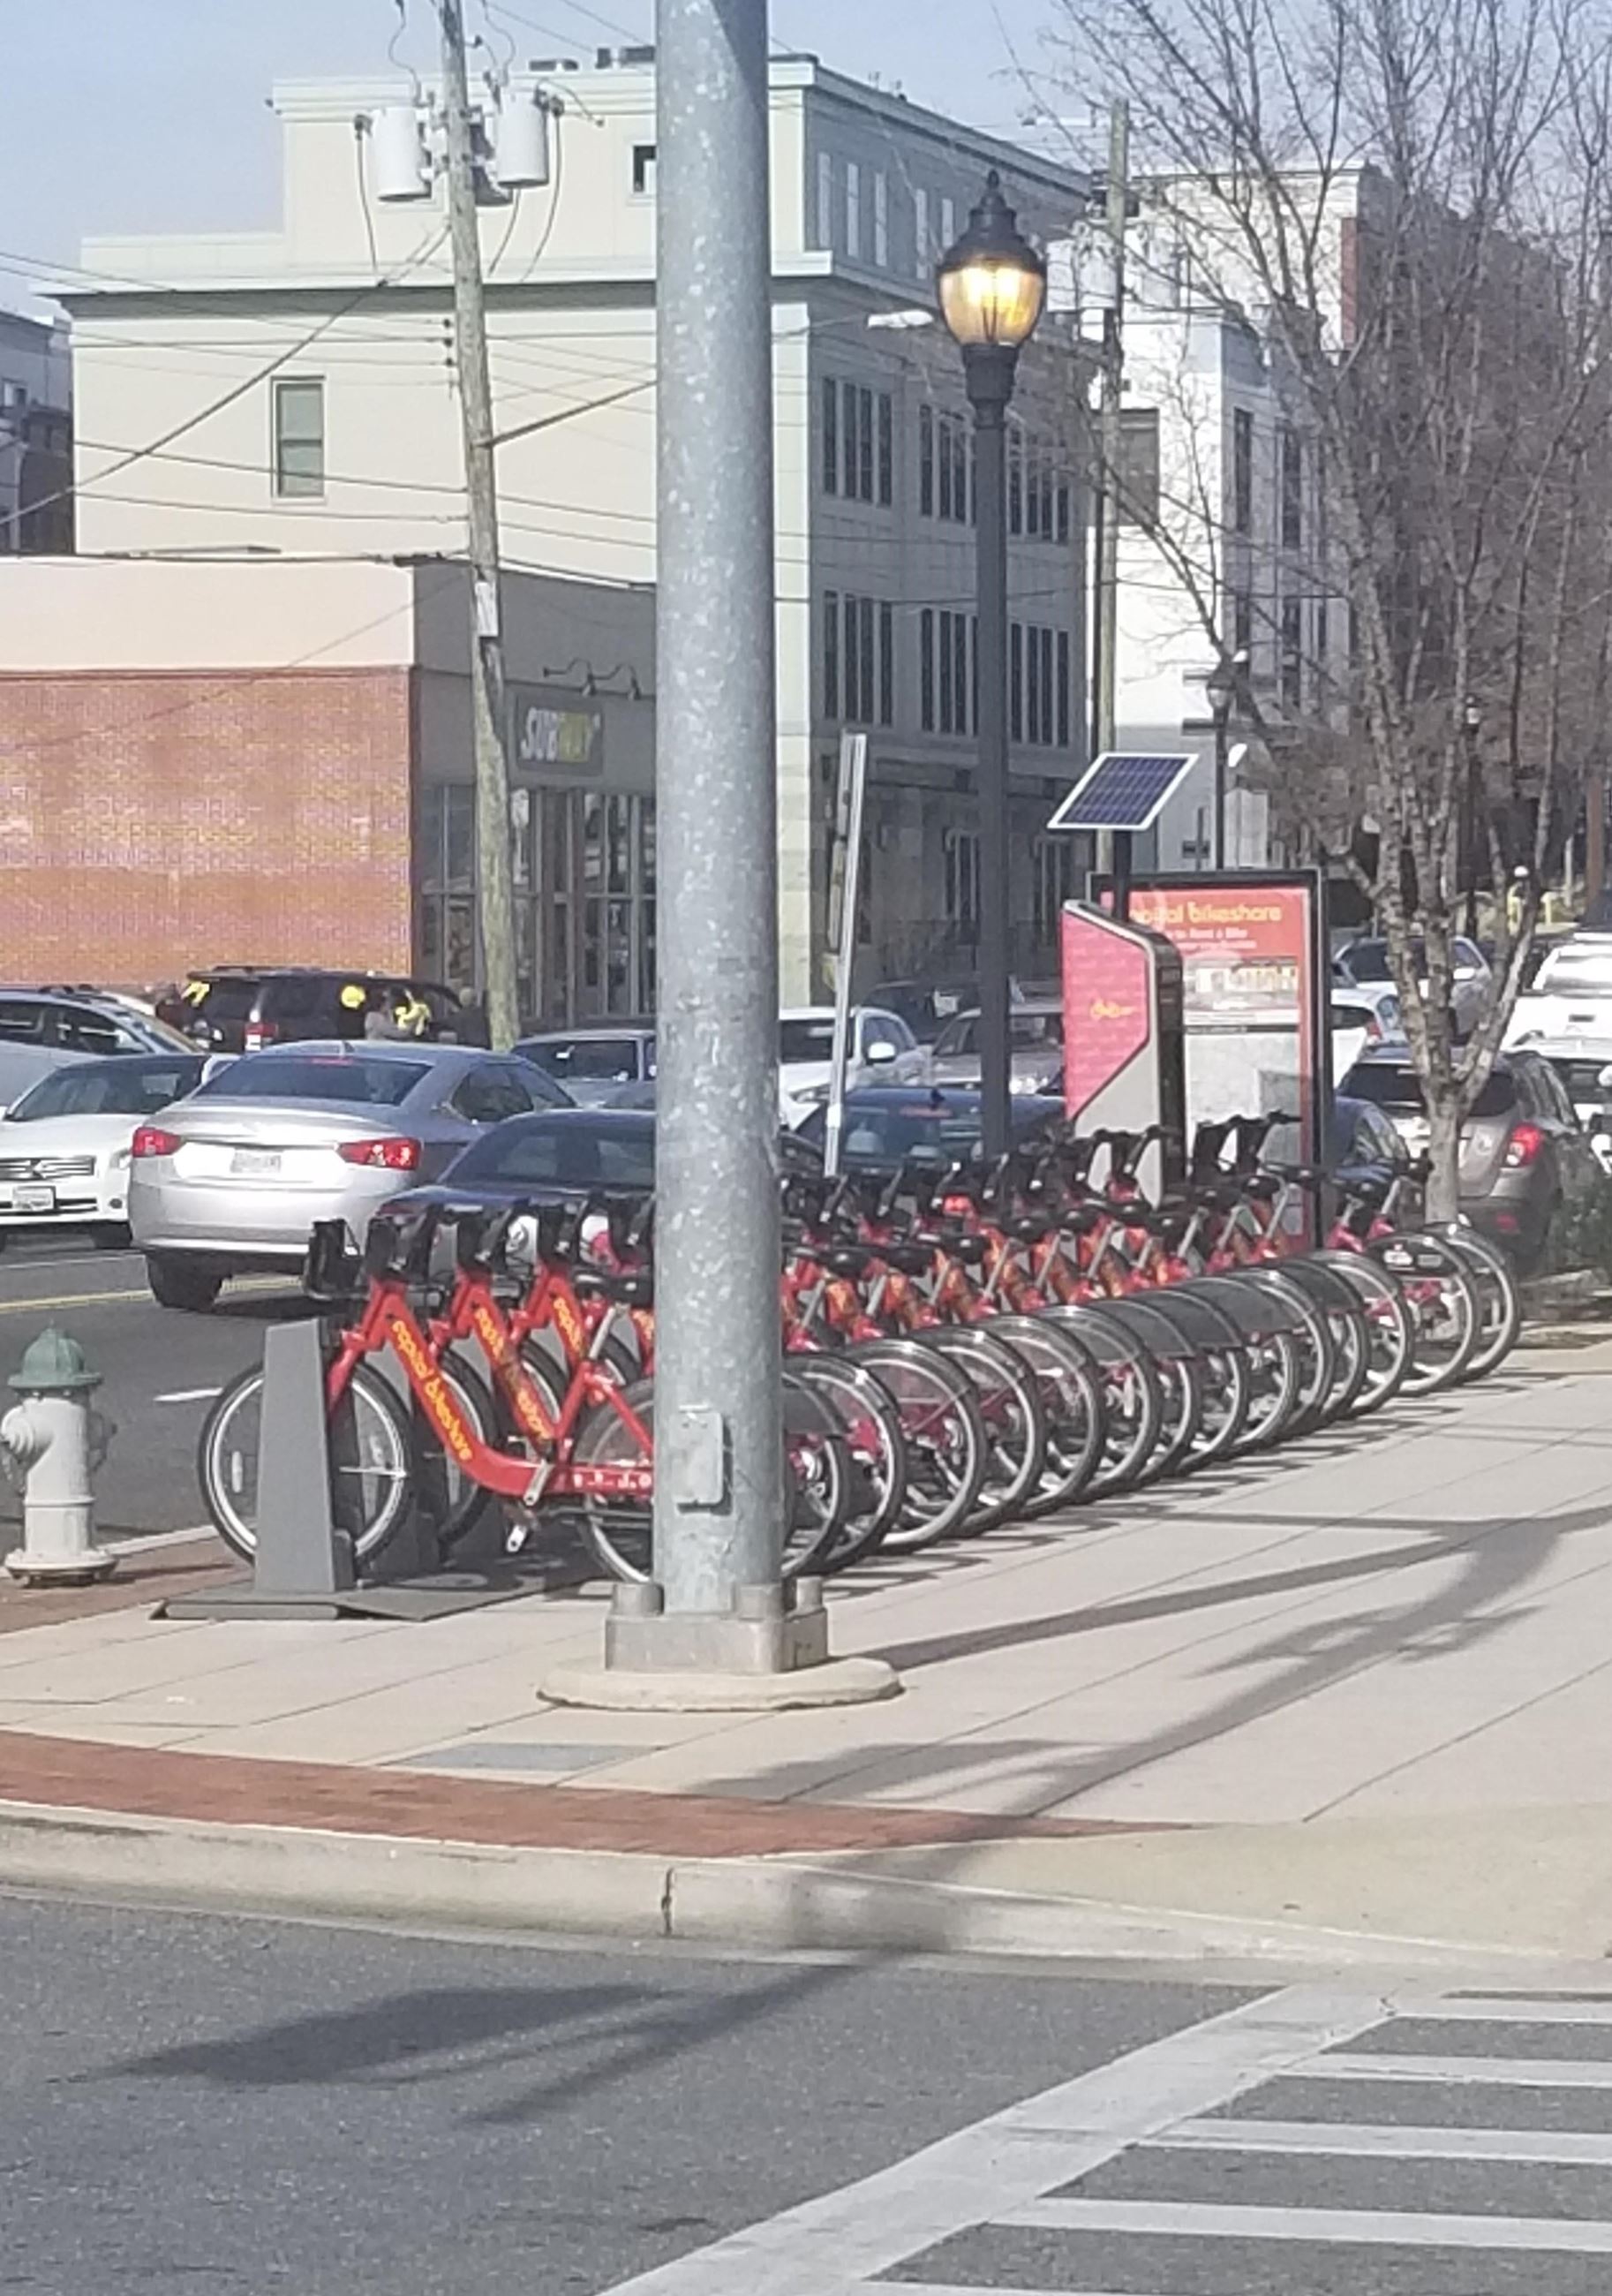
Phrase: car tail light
[
  {"left": 131, "top": 1126, "right": 182, "bottom": 1159},
  {"left": 1504, "top": 1122, "right": 1546, "bottom": 1169},
  {"left": 244, "top": 1021, "right": 280, "bottom": 1052},
  {"left": 337, "top": 1136, "right": 421, "bottom": 1171}
]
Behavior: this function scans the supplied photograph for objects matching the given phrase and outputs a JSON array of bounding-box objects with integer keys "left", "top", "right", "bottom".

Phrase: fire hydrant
[{"left": 1, "top": 1328, "right": 117, "bottom": 1586}]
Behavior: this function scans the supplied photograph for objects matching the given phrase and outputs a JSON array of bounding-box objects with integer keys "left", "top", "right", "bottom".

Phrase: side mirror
[
  {"left": 1598, "top": 1063, "right": 1612, "bottom": 1090},
  {"left": 864, "top": 1039, "right": 899, "bottom": 1066}
]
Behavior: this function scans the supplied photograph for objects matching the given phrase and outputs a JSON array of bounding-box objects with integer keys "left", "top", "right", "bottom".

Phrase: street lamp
[
  {"left": 1461, "top": 693, "right": 1482, "bottom": 937},
  {"left": 937, "top": 170, "right": 1047, "bottom": 1159},
  {"left": 1203, "top": 651, "right": 1244, "bottom": 871}
]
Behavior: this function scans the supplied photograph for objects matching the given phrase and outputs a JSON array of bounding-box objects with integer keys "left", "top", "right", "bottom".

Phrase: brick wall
[{"left": 0, "top": 667, "right": 417, "bottom": 987}]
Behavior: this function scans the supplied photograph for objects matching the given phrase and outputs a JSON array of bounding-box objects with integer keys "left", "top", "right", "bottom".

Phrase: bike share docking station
[{"left": 162, "top": 1218, "right": 600, "bottom": 1623}]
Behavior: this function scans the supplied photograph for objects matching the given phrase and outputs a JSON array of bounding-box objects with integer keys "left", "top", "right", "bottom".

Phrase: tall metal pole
[
  {"left": 650, "top": 0, "right": 783, "bottom": 1623},
  {"left": 1093, "top": 100, "right": 1130, "bottom": 884},
  {"left": 968, "top": 350, "right": 1013, "bottom": 1162},
  {"left": 439, "top": 0, "right": 520, "bottom": 1050}
]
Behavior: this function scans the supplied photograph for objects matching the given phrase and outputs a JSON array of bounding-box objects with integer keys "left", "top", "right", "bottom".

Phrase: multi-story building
[
  {"left": 0, "top": 308, "right": 72, "bottom": 555},
  {"left": 61, "top": 51, "right": 1092, "bottom": 1012}
]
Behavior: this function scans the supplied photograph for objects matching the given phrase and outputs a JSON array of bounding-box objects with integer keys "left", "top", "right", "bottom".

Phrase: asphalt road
[
  {"left": 8, "top": 1893, "right": 1612, "bottom": 2295},
  {"left": 0, "top": 1232, "right": 300, "bottom": 1540}
]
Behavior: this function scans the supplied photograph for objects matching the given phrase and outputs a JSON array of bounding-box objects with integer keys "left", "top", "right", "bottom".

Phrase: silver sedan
[{"left": 129, "top": 1040, "right": 571, "bottom": 1309}]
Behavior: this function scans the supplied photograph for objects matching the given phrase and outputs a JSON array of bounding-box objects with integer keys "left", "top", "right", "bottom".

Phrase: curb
[{"left": 0, "top": 1800, "right": 1581, "bottom": 1975}]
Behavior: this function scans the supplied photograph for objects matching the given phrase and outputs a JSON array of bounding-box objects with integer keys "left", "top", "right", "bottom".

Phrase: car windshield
[
  {"left": 934, "top": 1012, "right": 1063, "bottom": 1060},
  {"left": 797, "top": 1097, "right": 1058, "bottom": 1168},
  {"left": 528, "top": 1037, "right": 646, "bottom": 1083},
  {"left": 1534, "top": 948, "right": 1612, "bottom": 995},
  {"left": 780, "top": 1019, "right": 837, "bottom": 1064},
  {"left": 448, "top": 1120, "right": 655, "bottom": 1189},
  {"left": 1342, "top": 940, "right": 1396, "bottom": 982},
  {"left": 193, "top": 1055, "right": 429, "bottom": 1106},
  {"left": 1346, "top": 1062, "right": 1518, "bottom": 1119},
  {"left": 6, "top": 1057, "right": 203, "bottom": 1122},
  {"left": 184, "top": 978, "right": 260, "bottom": 1022}
]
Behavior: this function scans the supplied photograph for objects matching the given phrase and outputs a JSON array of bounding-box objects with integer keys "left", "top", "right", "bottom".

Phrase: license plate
[
  {"left": 230, "top": 1148, "right": 282, "bottom": 1177},
  {"left": 11, "top": 1182, "right": 55, "bottom": 1213}
]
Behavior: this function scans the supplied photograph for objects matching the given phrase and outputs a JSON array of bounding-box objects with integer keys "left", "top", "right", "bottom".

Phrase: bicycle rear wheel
[
  {"left": 848, "top": 1337, "right": 987, "bottom": 1550},
  {"left": 1442, "top": 1226, "right": 1523, "bottom": 1378},
  {"left": 787, "top": 1352, "right": 908, "bottom": 1571},
  {"left": 917, "top": 1324, "right": 1046, "bottom": 1534},
  {"left": 1371, "top": 1233, "right": 1481, "bottom": 1394},
  {"left": 988, "top": 1314, "right": 1106, "bottom": 1514},
  {"left": 198, "top": 1357, "right": 412, "bottom": 1566},
  {"left": 1135, "top": 1286, "right": 1251, "bottom": 1469},
  {"left": 1310, "top": 1249, "right": 1415, "bottom": 1415},
  {"left": 1040, "top": 1304, "right": 1165, "bottom": 1495}
]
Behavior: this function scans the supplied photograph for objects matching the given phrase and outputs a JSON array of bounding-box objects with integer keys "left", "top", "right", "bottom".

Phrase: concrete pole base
[
  {"left": 4, "top": 1545, "right": 117, "bottom": 1588},
  {"left": 540, "top": 1653, "right": 899, "bottom": 1713}
]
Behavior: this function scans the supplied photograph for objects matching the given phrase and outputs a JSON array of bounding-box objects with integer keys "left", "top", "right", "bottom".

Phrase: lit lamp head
[{"left": 936, "top": 170, "right": 1047, "bottom": 404}]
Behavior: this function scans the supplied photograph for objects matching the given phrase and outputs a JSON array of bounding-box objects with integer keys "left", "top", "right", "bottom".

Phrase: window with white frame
[
  {"left": 272, "top": 377, "right": 325, "bottom": 498},
  {"left": 944, "top": 827, "right": 981, "bottom": 937},
  {"left": 873, "top": 171, "right": 889, "bottom": 267},
  {"left": 821, "top": 377, "right": 893, "bottom": 505},
  {"left": 914, "top": 187, "right": 930, "bottom": 279},
  {"left": 824, "top": 590, "right": 894, "bottom": 726},
  {"left": 846, "top": 161, "right": 862, "bottom": 259},
  {"left": 817, "top": 153, "right": 833, "bottom": 248}
]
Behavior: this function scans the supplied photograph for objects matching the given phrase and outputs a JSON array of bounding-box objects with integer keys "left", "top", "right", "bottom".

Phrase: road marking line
[
  {"left": 155, "top": 1388, "right": 222, "bottom": 1404},
  {"left": 1307, "top": 2051, "right": 1612, "bottom": 2088},
  {"left": 1160, "top": 2115, "right": 1612, "bottom": 2166},
  {"left": 1395, "top": 1993, "right": 1612, "bottom": 2025},
  {"left": 1006, "top": 2196, "right": 1612, "bottom": 2253},
  {"left": 0, "top": 1276, "right": 291, "bottom": 1316},
  {"left": 588, "top": 1988, "right": 1388, "bottom": 2296}
]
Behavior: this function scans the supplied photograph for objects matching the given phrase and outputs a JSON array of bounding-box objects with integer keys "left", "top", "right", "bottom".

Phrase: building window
[
  {"left": 939, "top": 193, "right": 956, "bottom": 250},
  {"left": 1010, "top": 623, "right": 1024, "bottom": 744},
  {"left": 1009, "top": 431, "right": 1023, "bottom": 536},
  {"left": 1007, "top": 623, "right": 1070, "bottom": 748},
  {"left": 1232, "top": 406, "right": 1254, "bottom": 534},
  {"left": 920, "top": 608, "right": 935, "bottom": 732},
  {"left": 922, "top": 409, "right": 972, "bottom": 525},
  {"left": 1315, "top": 596, "right": 1330, "bottom": 687},
  {"left": 921, "top": 608, "right": 977, "bottom": 736},
  {"left": 1115, "top": 408, "right": 1159, "bottom": 526},
  {"left": 914, "top": 186, "right": 930, "bottom": 279},
  {"left": 631, "top": 143, "right": 657, "bottom": 196},
  {"left": 1056, "top": 476, "right": 1071, "bottom": 544},
  {"left": 919, "top": 404, "right": 933, "bottom": 517},
  {"left": 1056, "top": 628, "right": 1071, "bottom": 749},
  {"left": 1280, "top": 427, "right": 1303, "bottom": 549},
  {"left": 824, "top": 589, "right": 840, "bottom": 718},
  {"left": 873, "top": 170, "right": 889, "bottom": 268},
  {"left": 1232, "top": 585, "right": 1254, "bottom": 659},
  {"left": 944, "top": 827, "right": 980, "bottom": 936},
  {"left": 829, "top": 593, "right": 888, "bottom": 725},
  {"left": 817, "top": 152, "right": 833, "bottom": 248},
  {"left": 879, "top": 601, "right": 895, "bottom": 726},
  {"left": 272, "top": 377, "right": 325, "bottom": 498},
  {"left": 1035, "top": 835, "right": 1076, "bottom": 943},
  {"left": 1281, "top": 596, "right": 1303, "bottom": 707},
  {"left": 846, "top": 161, "right": 862, "bottom": 260},
  {"left": 821, "top": 380, "right": 893, "bottom": 505},
  {"left": 822, "top": 374, "right": 840, "bottom": 496}
]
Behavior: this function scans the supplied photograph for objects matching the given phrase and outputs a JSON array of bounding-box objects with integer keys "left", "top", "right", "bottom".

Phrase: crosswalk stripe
[
  {"left": 1307, "top": 2051, "right": 1612, "bottom": 2088},
  {"left": 1159, "top": 2115, "right": 1612, "bottom": 2165},
  {"left": 1006, "top": 2196, "right": 1612, "bottom": 2252},
  {"left": 1394, "top": 1993, "right": 1612, "bottom": 2026}
]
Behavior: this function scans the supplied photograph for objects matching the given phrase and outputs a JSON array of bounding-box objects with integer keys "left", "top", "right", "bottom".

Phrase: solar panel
[{"left": 1045, "top": 751, "right": 1198, "bottom": 834}]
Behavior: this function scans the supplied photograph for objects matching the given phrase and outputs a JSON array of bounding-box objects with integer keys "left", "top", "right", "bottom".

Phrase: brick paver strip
[
  {"left": 0, "top": 1541, "right": 234, "bottom": 1634},
  {"left": 0, "top": 1729, "right": 1170, "bottom": 1858}
]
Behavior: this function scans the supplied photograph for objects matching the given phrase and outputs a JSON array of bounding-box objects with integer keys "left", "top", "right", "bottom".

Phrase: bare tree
[{"left": 1049, "top": 0, "right": 1612, "bottom": 1216}]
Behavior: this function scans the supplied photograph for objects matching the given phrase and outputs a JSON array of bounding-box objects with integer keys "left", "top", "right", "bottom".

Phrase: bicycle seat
[
  {"left": 874, "top": 1239, "right": 934, "bottom": 1277},
  {"left": 1008, "top": 1212, "right": 1057, "bottom": 1242},
  {"left": 572, "top": 1266, "right": 655, "bottom": 1308}
]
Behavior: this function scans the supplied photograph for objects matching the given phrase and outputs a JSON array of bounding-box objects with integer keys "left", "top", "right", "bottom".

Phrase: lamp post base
[{"left": 539, "top": 1577, "right": 901, "bottom": 1711}]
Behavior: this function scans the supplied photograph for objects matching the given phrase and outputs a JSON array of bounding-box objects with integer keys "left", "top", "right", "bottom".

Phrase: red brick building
[{"left": 0, "top": 555, "right": 655, "bottom": 1022}]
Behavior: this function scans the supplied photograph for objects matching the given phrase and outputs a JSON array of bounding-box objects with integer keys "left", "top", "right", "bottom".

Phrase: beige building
[{"left": 64, "top": 49, "right": 1092, "bottom": 1002}]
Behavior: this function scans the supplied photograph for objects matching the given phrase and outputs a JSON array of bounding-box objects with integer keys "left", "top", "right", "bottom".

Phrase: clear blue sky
[{"left": 0, "top": 1, "right": 1063, "bottom": 300}]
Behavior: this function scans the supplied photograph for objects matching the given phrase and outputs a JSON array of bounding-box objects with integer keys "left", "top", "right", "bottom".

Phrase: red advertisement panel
[{"left": 1060, "top": 910, "right": 1151, "bottom": 1119}]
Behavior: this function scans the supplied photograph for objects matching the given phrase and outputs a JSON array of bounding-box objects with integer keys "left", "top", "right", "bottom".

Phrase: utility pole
[
  {"left": 540, "top": 0, "right": 892, "bottom": 1710},
  {"left": 438, "top": 0, "right": 519, "bottom": 1050},
  {"left": 1092, "top": 99, "right": 1130, "bottom": 883}
]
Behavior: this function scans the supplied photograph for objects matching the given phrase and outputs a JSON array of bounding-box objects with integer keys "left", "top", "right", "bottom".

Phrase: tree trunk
[{"left": 1424, "top": 1091, "right": 1464, "bottom": 1225}]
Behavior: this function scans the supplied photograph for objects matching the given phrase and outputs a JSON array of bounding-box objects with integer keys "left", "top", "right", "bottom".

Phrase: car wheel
[{"left": 147, "top": 1254, "right": 224, "bottom": 1312}]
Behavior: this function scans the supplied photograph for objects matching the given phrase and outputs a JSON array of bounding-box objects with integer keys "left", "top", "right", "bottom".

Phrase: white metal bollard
[{"left": 1, "top": 1327, "right": 116, "bottom": 1586}]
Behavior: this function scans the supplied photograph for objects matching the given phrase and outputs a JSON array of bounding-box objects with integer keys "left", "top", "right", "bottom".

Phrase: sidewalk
[{"left": 3, "top": 1323, "right": 1612, "bottom": 1971}]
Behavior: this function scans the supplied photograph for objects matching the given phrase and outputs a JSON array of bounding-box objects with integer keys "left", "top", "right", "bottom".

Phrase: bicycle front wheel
[{"left": 198, "top": 1357, "right": 412, "bottom": 1566}]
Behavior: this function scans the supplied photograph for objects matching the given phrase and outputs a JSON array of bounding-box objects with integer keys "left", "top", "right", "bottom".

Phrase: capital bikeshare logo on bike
[
  {"left": 388, "top": 1317, "right": 475, "bottom": 1463},
  {"left": 470, "top": 1300, "right": 551, "bottom": 1443}
]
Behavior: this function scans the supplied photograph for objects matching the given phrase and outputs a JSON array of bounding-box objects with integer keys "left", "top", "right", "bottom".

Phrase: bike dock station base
[
  {"left": 162, "top": 1319, "right": 596, "bottom": 1624},
  {"left": 541, "top": 1579, "right": 900, "bottom": 1712}
]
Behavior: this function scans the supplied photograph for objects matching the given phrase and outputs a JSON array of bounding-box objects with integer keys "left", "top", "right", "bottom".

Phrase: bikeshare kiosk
[{"left": 1047, "top": 753, "right": 1194, "bottom": 1193}]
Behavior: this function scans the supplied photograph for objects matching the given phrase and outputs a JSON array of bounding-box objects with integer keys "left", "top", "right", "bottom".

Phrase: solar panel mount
[{"left": 1044, "top": 751, "right": 1198, "bottom": 835}]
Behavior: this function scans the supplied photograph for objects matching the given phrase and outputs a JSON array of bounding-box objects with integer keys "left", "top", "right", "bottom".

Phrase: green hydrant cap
[{"left": 9, "top": 1325, "right": 101, "bottom": 1393}]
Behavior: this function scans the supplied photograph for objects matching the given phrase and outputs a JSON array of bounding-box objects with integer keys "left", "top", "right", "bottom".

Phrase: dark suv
[{"left": 159, "top": 969, "right": 462, "bottom": 1055}]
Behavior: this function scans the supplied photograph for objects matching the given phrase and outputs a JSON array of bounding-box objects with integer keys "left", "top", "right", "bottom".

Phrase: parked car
[
  {"left": 864, "top": 976, "right": 1036, "bottom": 1045},
  {"left": 1335, "top": 935, "right": 1491, "bottom": 1037},
  {"left": 391, "top": 1106, "right": 657, "bottom": 1215},
  {"left": 778, "top": 1007, "right": 926, "bottom": 1125},
  {"left": 793, "top": 1085, "right": 1066, "bottom": 1171},
  {"left": 1331, "top": 986, "right": 1405, "bottom": 1084},
  {"left": 1339, "top": 1043, "right": 1598, "bottom": 1267},
  {"left": 129, "top": 1042, "right": 574, "bottom": 1309},
  {"left": 0, "top": 986, "right": 193, "bottom": 1063},
  {"left": 0, "top": 1052, "right": 205, "bottom": 1248},
  {"left": 513, "top": 1024, "right": 657, "bottom": 1106},
  {"left": 923, "top": 1000, "right": 1066, "bottom": 1095},
  {"left": 156, "top": 967, "right": 463, "bottom": 1055}
]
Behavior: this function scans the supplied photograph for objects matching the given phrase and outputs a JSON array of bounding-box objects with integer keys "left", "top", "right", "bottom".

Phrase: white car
[
  {"left": 778, "top": 1007, "right": 926, "bottom": 1125},
  {"left": 1330, "top": 987, "right": 1405, "bottom": 1084},
  {"left": 0, "top": 1052, "right": 205, "bottom": 1248},
  {"left": 1336, "top": 934, "right": 1491, "bottom": 1037}
]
